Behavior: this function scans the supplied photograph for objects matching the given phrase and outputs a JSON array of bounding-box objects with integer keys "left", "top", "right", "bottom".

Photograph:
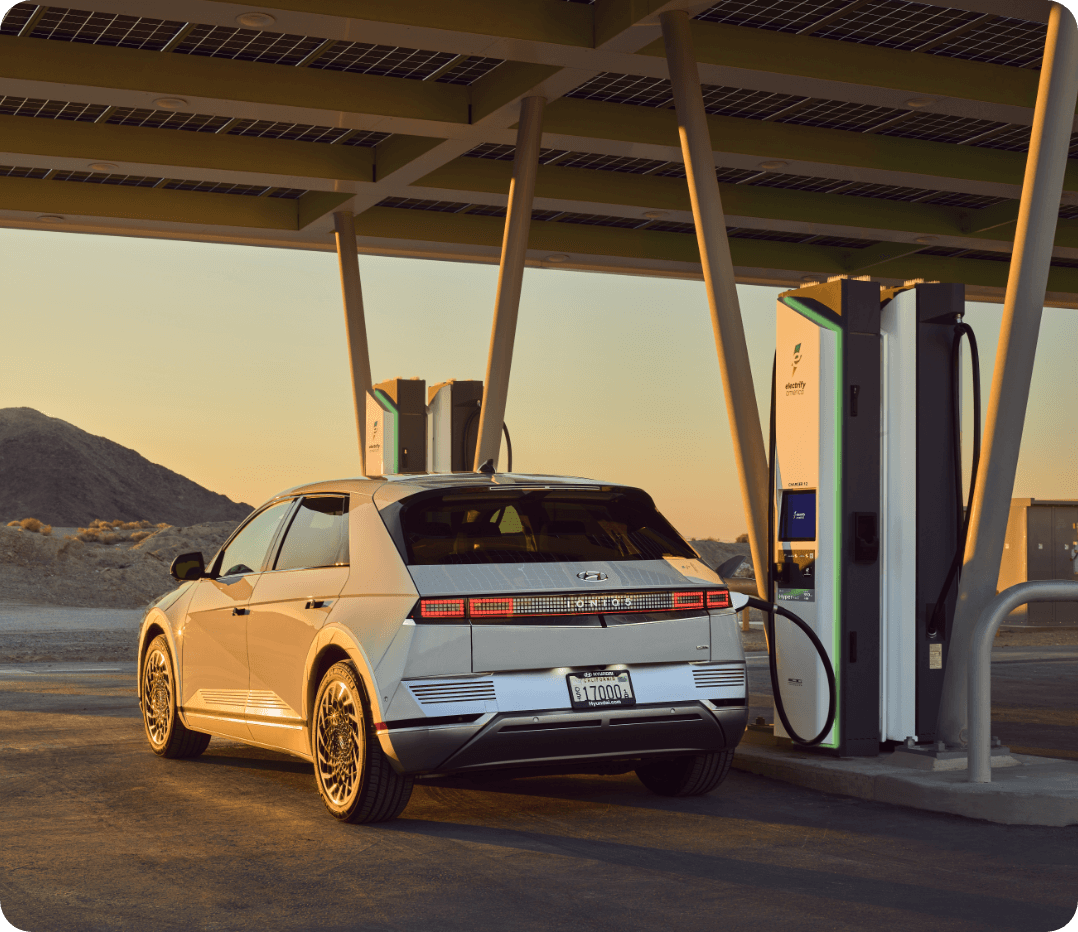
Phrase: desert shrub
[
  {"left": 138, "top": 520, "right": 153, "bottom": 528},
  {"left": 109, "top": 519, "right": 125, "bottom": 528},
  {"left": 89, "top": 519, "right": 110, "bottom": 529},
  {"left": 120, "top": 521, "right": 142, "bottom": 530},
  {"left": 100, "top": 531, "right": 122, "bottom": 544},
  {"left": 39, "top": 524, "right": 53, "bottom": 536},
  {"left": 131, "top": 530, "right": 152, "bottom": 542},
  {"left": 19, "top": 518, "right": 43, "bottom": 533},
  {"left": 6, "top": 520, "right": 20, "bottom": 527},
  {"left": 77, "top": 528, "right": 102, "bottom": 543},
  {"left": 156, "top": 522, "right": 170, "bottom": 529},
  {"left": 735, "top": 532, "right": 749, "bottom": 543}
]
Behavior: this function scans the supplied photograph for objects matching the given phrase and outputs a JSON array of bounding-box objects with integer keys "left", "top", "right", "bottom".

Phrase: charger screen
[{"left": 779, "top": 491, "right": 816, "bottom": 541}]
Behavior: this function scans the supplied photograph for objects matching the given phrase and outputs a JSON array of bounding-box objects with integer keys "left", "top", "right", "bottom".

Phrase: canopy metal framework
[{"left": 1, "top": 0, "right": 1076, "bottom": 305}]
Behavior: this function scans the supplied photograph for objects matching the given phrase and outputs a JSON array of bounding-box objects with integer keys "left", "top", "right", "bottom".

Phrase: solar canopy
[{"left": 1, "top": 0, "right": 1075, "bottom": 305}]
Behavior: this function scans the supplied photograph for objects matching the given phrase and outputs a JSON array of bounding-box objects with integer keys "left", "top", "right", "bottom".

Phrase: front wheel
[
  {"left": 141, "top": 634, "right": 210, "bottom": 759},
  {"left": 312, "top": 662, "right": 413, "bottom": 823},
  {"left": 635, "top": 750, "right": 734, "bottom": 797}
]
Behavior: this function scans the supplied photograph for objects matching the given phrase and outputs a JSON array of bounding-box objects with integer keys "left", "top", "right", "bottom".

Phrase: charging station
[
  {"left": 770, "top": 278, "right": 971, "bottom": 756},
  {"left": 366, "top": 377, "right": 428, "bottom": 476},
  {"left": 426, "top": 379, "right": 484, "bottom": 473}
]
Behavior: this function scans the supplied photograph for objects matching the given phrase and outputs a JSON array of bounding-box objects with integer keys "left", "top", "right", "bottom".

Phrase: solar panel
[
  {"left": 377, "top": 197, "right": 473, "bottom": 212},
  {"left": 0, "top": 3, "right": 39, "bottom": 35},
  {"left": 227, "top": 120, "right": 353, "bottom": 144},
  {"left": 0, "top": 95, "right": 107, "bottom": 122},
  {"left": 776, "top": 99, "right": 908, "bottom": 133},
  {"left": 28, "top": 7, "right": 185, "bottom": 51},
  {"left": 105, "top": 108, "right": 231, "bottom": 133},
  {"left": 50, "top": 170, "right": 163, "bottom": 187},
  {"left": 695, "top": 0, "right": 853, "bottom": 33},
  {"left": 160, "top": 179, "right": 273, "bottom": 196},
  {"left": 173, "top": 25, "right": 323, "bottom": 65},
  {"left": 0, "top": 164, "right": 50, "bottom": 179},
  {"left": 266, "top": 188, "right": 307, "bottom": 199},
  {"left": 553, "top": 152, "right": 673, "bottom": 174},
  {"left": 339, "top": 131, "right": 392, "bottom": 148},
  {"left": 308, "top": 41, "right": 456, "bottom": 79},
  {"left": 548, "top": 212, "right": 647, "bottom": 228},
  {"left": 434, "top": 57, "right": 505, "bottom": 85},
  {"left": 693, "top": 0, "right": 1046, "bottom": 68},
  {"left": 928, "top": 15, "right": 1047, "bottom": 68},
  {"left": 878, "top": 111, "right": 1012, "bottom": 145},
  {"left": 644, "top": 220, "right": 696, "bottom": 234}
]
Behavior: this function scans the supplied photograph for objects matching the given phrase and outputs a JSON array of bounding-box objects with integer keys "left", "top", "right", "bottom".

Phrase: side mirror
[{"left": 170, "top": 551, "right": 206, "bottom": 581}]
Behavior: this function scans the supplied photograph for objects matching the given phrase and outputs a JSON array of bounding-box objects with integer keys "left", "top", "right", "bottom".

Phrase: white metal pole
[
  {"left": 937, "top": 2, "right": 1078, "bottom": 748},
  {"left": 661, "top": 10, "right": 771, "bottom": 599},
  {"left": 334, "top": 209, "right": 373, "bottom": 474},
  {"left": 474, "top": 96, "right": 546, "bottom": 471}
]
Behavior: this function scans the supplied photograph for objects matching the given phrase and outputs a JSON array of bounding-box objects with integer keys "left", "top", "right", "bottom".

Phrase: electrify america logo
[{"left": 785, "top": 343, "right": 806, "bottom": 395}]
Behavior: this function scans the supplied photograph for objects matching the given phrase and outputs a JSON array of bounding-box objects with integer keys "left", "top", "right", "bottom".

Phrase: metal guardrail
[{"left": 968, "top": 579, "right": 1078, "bottom": 783}]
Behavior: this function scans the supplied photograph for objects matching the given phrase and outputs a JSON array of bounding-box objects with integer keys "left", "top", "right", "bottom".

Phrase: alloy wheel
[
  {"left": 315, "top": 680, "right": 364, "bottom": 806},
  {"left": 143, "top": 648, "right": 173, "bottom": 746}
]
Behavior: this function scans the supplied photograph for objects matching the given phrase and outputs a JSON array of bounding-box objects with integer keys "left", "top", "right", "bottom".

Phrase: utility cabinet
[{"left": 998, "top": 499, "right": 1078, "bottom": 624}]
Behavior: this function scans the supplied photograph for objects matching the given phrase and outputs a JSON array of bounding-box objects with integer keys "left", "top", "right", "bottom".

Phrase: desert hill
[{"left": 0, "top": 407, "right": 252, "bottom": 526}]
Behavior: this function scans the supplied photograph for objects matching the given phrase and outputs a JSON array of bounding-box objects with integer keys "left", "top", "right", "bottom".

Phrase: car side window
[
  {"left": 218, "top": 500, "right": 294, "bottom": 578},
  {"left": 273, "top": 496, "right": 349, "bottom": 572}
]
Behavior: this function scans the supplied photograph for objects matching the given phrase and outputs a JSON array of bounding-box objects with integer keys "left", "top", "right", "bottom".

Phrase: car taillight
[
  {"left": 418, "top": 598, "right": 466, "bottom": 619},
  {"left": 469, "top": 597, "right": 515, "bottom": 616},
  {"left": 413, "top": 588, "right": 729, "bottom": 621},
  {"left": 672, "top": 591, "right": 705, "bottom": 610},
  {"left": 707, "top": 589, "right": 731, "bottom": 610}
]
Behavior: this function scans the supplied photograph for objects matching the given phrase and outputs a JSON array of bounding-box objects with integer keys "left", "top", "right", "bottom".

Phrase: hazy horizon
[{"left": 2, "top": 226, "right": 1075, "bottom": 540}]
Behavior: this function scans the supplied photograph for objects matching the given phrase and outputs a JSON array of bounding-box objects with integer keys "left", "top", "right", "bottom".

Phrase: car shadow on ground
[
  {"left": 195, "top": 744, "right": 313, "bottom": 776},
  {"left": 380, "top": 815, "right": 1065, "bottom": 930}
]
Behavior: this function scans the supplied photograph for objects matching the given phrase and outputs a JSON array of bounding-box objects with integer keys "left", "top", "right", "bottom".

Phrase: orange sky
[{"left": 1, "top": 227, "right": 1075, "bottom": 539}]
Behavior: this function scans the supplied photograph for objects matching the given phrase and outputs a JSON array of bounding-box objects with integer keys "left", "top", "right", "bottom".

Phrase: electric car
[{"left": 137, "top": 473, "right": 748, "bottom": 823}]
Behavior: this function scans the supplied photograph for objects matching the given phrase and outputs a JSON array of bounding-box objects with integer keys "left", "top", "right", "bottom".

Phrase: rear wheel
[
  {"left": 635, "top": 750, "right": 734, "bottom": 797},
  {"left": 141, "top": 634, "right": 210, "bottom": 759},
  {"left": 312, "top": 662, "right": 413, "bottom": 823}
]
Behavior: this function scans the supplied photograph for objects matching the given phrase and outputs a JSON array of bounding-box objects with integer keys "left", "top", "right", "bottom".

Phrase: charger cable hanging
[
  {"left": 755, "top": 356, "right": 837, "bottom": 747},
  {"left": 927, "top": 317, "right": 981, "bottom": 638}
]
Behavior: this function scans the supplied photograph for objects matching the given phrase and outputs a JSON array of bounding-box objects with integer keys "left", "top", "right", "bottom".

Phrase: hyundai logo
[{"left": 576, "top": 571, "right": 608, "bottom": 581}]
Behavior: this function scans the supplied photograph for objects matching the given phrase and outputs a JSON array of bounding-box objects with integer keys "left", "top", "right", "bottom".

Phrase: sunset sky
[{"left": 2, "top": 225, "right": 1075, "bottom": 540}]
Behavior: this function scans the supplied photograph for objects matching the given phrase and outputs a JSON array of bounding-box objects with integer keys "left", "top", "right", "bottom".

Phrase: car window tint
[
  {"left": 219, "top": 501, "right": 293, "bottom": 577},
  {"left": 274, "top": 496, "right": 349, "bottom": 571},
  {"left": 399, "top": 489, "right": 697, "bottom": 565}
]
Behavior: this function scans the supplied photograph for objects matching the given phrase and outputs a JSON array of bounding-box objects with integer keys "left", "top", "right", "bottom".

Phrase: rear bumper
[{"left": 387, "top": 702, "right": 747, "bottom": 776}]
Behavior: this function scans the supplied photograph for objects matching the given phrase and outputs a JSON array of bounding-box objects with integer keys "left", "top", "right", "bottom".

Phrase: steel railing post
[
  {"left": 334, "top": 209, "right": 373, "bottom": 474},
  {"left": 969, "top": 580, "right": 1078, "bottom": 781},
  {"left": 474, "top": 96, "right": 546, "bottom": 471},
  {"left": 661, "top": 10, "right": 770, "bottom": 599},
  {"left": 937, "top": 3, "right": 1078, "bottom": 748}
]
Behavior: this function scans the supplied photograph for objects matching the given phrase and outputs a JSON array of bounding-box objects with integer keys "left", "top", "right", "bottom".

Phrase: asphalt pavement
[{"left": 1, "top": 661, "right": 1075, "bottom": 932}]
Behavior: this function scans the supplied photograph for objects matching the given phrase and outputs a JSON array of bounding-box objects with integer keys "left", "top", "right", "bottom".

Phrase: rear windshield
[{"left": 397, "top": 487, "right": 697, "bottom": 566}]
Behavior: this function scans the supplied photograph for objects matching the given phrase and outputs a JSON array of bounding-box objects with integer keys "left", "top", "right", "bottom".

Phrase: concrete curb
[{"left": 733, "top": 737, "right": 1078, "bottom": 827}]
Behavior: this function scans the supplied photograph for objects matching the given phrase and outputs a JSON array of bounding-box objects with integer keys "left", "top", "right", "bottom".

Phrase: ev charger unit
[
  {"left": 366, "top": 378, "right": 501, "bottom": 476},
  {"left": 769, "top": 278, "right": 977, "bottom": 756}
]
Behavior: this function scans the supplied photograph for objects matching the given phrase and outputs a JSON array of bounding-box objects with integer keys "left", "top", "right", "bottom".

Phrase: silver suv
[{"left": 138, "top": 473, "right": 747, "bottom": 822}]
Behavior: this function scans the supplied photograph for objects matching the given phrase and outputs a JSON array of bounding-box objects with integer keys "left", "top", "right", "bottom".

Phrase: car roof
[{"left": 266, "top": 472, "right": 618, "bottom": 509}]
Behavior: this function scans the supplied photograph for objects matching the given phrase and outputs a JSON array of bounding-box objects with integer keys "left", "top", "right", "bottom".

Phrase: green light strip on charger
[{"left": 780, "top": 295, "right": 842, "bottom": 749}]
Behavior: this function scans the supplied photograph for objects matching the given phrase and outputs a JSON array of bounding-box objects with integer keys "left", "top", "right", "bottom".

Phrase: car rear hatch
[{"left": 380, "top": 483, "right": 729, "bottom": 672}]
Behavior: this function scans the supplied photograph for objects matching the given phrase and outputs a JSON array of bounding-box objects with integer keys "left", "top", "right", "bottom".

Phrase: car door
[
  {"left": 245, "top": 495, "right": 350, "bottom": 756},
  {"left": 181, "top": 499, "right": 295, "bottom": 741}
]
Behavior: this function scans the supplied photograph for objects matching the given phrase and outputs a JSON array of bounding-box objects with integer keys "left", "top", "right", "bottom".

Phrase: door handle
[
  {"left": 232, "top": 607, "right": 249, "bottom": 616},
  {"left": 305, "top": 599, "right": 326, "bottom": 610}
]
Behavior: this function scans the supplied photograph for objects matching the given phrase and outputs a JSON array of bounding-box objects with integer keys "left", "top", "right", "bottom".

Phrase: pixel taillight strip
[{"left": 417, "top": 588, "right": 730, "bottom": 620}]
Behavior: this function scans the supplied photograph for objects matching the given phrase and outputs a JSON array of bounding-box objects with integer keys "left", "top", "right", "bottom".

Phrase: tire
[
  {"left": 141, "top": 634, "right": 211, "bottom": 759},
  {"left": 312, "top": 662, "right": 413, "bottom": 824},
  {"left": 635, "top": 750, "right": 734, "bottom": 797}
]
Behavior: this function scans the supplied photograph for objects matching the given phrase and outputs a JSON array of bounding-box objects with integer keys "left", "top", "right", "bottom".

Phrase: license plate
[{"left": 566, "top": 670, "right": 636, "bottom": 709}]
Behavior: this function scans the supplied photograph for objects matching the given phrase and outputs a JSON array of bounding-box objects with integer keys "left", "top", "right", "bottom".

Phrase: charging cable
[
  {"left": 742, "top": 356, "right": 838, "bottom": 747},
  {"left": 927, "top": 318, "right": 981, "bottom": 638}
]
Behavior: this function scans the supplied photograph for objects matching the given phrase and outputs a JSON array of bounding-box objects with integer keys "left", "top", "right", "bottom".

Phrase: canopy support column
[
  {"left": 937, "top": 2, "right": 1078, "bottom": 747},
  {"left": 334, "top": 209, "right": 373, "bottom": 474},
  {"left": 474, "top": 95, "right": 546, "bottom": 471},
  {"left": 661, "top": 10, "right": 770, "bottom": 599}
]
